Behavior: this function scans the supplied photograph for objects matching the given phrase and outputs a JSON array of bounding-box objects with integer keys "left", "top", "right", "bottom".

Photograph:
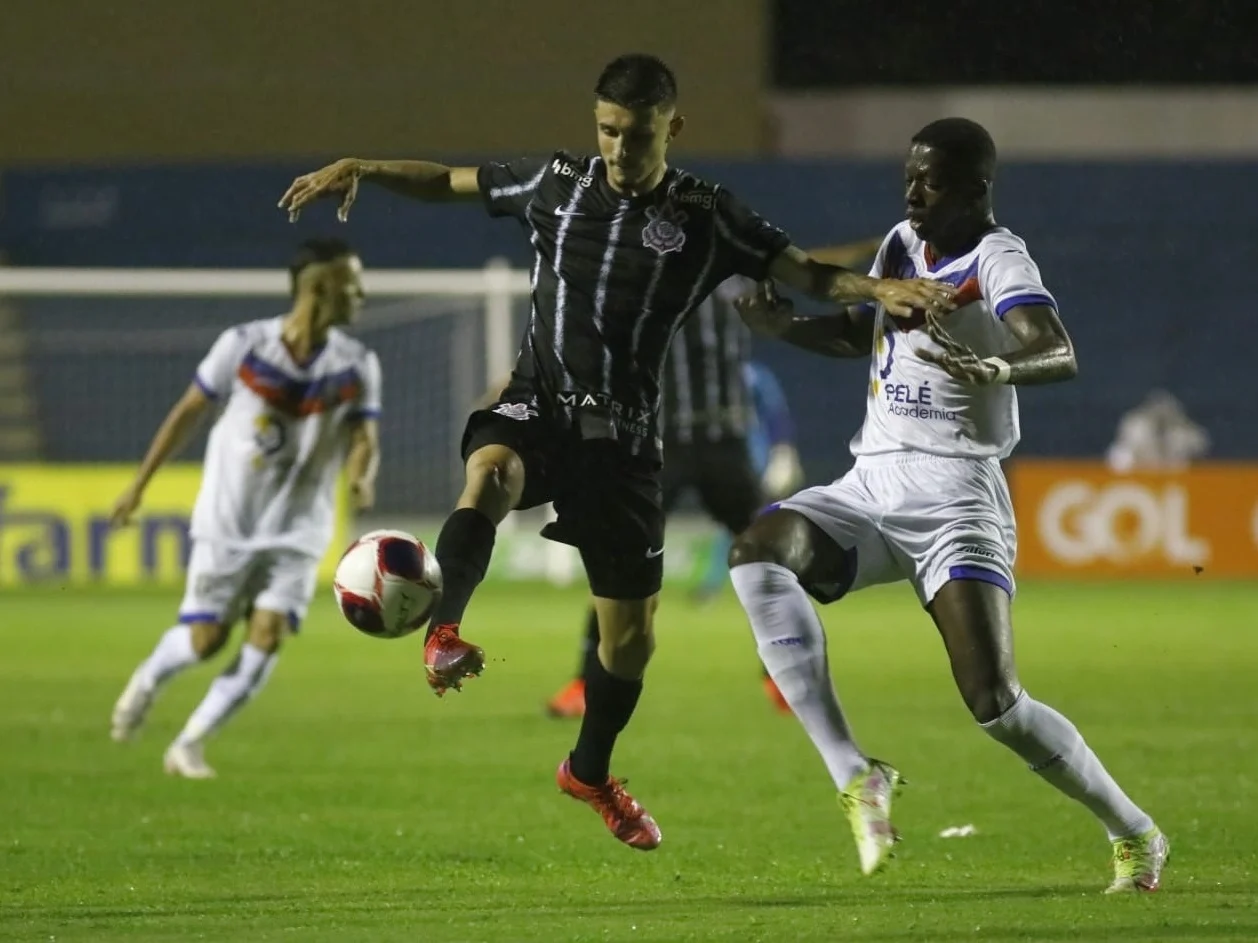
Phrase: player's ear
[{"left": 667, "top": 113, "right": 685, "bottom": 142}]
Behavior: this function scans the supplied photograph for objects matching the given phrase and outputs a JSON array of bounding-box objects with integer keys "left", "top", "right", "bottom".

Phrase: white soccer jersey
[
  {"left": 849, "top": 221, "right": 1057, "bottom": 460},
  {"left": 190, "top": 317, "right": 381, "bottom": 555}
]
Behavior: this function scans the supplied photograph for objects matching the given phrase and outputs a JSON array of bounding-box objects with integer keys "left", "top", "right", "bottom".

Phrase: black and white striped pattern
[{"left": 476, "top": 151, "right": 790, "bottom": 460}]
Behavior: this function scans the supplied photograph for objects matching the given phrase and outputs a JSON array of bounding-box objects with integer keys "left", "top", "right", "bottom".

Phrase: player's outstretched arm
[
  {"left": 345, "top": 418, "right": 381, "bottom": 512},
  {"left": 110, "top": 385, "right": 213, "bottom": 526},
  {"left": 767, "top": 245, "right": 956, "bottom": 319},
  {"left": 735, "top": 281, "right": 873, "bottom": 359},
  {"left": 804, "top": 236, "right": 884, "bottom": 270},
  {"left": 279, "top": 159, "right": 482, "bottom": 222}
]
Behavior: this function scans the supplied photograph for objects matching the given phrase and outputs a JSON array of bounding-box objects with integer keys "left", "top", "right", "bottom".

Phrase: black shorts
[
  {"left": 461, "top": 402, "right": 664, "bottom": 600},
  {"left": 661, "top": 436, "right": 765, "bottom": 536}
]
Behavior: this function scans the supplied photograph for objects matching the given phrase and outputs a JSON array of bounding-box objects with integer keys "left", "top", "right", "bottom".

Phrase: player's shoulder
[
  {"left": 976, "top": 226, "right": 1035, "bottom": 261},
  {"left": 665, "top": 168, "right": 722, "bottom": 213},
  {"left": 546, "top": 150, "right": 599, "bottom": 186},
  {"left": 219, "top": 317, "right": 278, "bottom": 346},
  {"left": 324, "top": 328, "right": 377, "bottom": 367}
]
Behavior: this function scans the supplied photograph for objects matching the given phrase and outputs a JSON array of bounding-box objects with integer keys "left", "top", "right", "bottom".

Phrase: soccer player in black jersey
[
  {"left": 280, "top": 53, "right": 955, "bottom": 851},
  {"left": 546, "top": 236, "right": 882, "bottom": 721}
]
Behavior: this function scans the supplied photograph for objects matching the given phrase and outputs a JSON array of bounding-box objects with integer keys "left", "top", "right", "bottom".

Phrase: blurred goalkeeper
[{"left": 108, "top": 239, "right": 381, "bottom": 779}]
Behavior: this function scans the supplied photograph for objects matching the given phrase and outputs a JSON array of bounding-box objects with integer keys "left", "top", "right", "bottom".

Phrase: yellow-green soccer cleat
[
  {"left": 1105, "top": 827, "right": 1170, "bottom": 894},
  {"left": 838, "top": 759, "right": 903, "bottom": 875}
]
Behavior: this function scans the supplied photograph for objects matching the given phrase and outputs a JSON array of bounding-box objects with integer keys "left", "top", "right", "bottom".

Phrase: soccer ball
[{"left": 332, "top": 529, "right": 442, "bottom": 639}]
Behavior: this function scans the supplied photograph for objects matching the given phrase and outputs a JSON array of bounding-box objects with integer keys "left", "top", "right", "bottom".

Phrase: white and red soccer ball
[{"left": 333, "top": 529, "right": 442, "bottom": 639}]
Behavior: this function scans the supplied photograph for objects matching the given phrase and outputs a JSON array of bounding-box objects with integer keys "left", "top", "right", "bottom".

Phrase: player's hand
[
  {"left": 278, "top": 158, "right": 364, "bottom": 223},
  {"left": 349, "top": 477, "right": 376, "bottom": 512},
  {"left": 110, "top": 485, "right": 144, "bottom": 527},
  {"left": 874, "top": 278, "right": 957, "bottom": 319},
  {"left": 917, "top": 312, "right": 1001, "bottom": 385},
  {"left": 734, "top": 280, "right": 794, "bottom": 336}
]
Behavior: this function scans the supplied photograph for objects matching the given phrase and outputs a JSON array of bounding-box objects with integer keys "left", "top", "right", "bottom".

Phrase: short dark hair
[
  {"left": 289, "top": 237, "right": 354, "bottom": 296},
  {"left": 595, "top": 54, "right": 678, "bottom": 110},
  {"left": 911, "top": 118, "right": 997, "bottom": 183}
]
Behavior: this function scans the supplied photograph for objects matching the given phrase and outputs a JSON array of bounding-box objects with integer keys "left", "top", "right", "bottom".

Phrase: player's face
[
  {"left": 317, "top": 254, "right": 366, "bottom": 326},
  {"left": 904, "top": 144, "right": 975, "bottom": 241},
  {"left": 594, "top": 100, "right": 683, "bottom": 193}
]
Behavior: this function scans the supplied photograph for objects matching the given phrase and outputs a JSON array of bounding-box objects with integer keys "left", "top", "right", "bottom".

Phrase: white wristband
[{"left": 983, "top": 356, "right": 1012, "bottom": 384}]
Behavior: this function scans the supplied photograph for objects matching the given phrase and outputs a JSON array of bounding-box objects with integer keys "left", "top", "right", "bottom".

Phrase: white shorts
[
  {"left": 177, "top": 541, "right": 320, "bottom": 630},
  {"left": 776, "top": 453, "right": 1017, "bottom": 606}
]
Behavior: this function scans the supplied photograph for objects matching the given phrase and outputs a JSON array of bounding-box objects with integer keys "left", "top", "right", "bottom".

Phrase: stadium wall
[{"left": 1, "top": 160, "right": 1246, "bottom": 481}]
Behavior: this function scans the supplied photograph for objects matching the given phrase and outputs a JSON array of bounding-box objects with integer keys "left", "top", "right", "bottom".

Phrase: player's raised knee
[
  {"left": 728, "top": 510, "right": 805, "bottom": 572},
  {"left": 461, "top": 444, "right": 525, "bottom": 513}
]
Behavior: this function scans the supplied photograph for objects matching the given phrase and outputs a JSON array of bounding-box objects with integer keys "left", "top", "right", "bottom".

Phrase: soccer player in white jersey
[
  {"left": 109, "top": 238, "right": 382, "bottom": 779},
  {"left": 729, "top": 119, "right": 1168, "bottom": 894}
]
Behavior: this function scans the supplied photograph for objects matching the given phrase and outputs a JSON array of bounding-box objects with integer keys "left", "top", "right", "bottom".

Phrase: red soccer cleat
[
  {"left": 763, "top": 675, "right": 791, "bottom": 714},
  {"left": 556, "top": 757, "right": 662, "bottom": 851},
  {"left": 423, "top": 624, "right": 485, "bottom": 696},
  {"left": 545, "top": 679, "right": 586, "bottom": 718}
]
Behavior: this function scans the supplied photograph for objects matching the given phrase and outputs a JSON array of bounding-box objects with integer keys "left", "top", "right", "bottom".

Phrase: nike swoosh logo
[
  {"left": 554, "top": 209, "right": 586, "bottom": 219},
  {"left": 645, "top": 547, "right": 664, "bottom": 559}
]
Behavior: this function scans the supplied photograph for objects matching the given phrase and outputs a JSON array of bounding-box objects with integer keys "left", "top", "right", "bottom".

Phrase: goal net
[{"left": 0, "top": 263, "right": 529, "bottom": 520}]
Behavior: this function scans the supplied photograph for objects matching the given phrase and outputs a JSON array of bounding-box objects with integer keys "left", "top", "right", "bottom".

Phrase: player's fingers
[
  {"left": 277, "top": 176, "right": 306, "bottom": 209},
  {"left": 336, "top": 175, "right": 359, "bottom": 223}
]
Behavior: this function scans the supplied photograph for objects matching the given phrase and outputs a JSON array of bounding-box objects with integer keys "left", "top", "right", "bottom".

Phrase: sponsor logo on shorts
[
  {"left": 770, "top": 636, "right": 804, "bottom": 646},
  {"left": 557, "top": 390, "right": 652, "bottom": 438},
  {"left": 956, "top": 544, "right": 999, "bottom": 559}
]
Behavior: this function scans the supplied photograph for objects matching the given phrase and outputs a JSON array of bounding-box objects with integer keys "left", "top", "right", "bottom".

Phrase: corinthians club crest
[{"left": 641, "top": 204, "right": 688, "bottom": 255}]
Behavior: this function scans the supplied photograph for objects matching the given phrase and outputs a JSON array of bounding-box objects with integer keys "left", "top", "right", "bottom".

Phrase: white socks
[
  {"left": 176, "top": 643, "right": 279, "bottom": 746},
  {"left": 730, "top": 562, "right": 868, "bottom": 790},
  {"left": 135, "top": 625, "right": 199, "bottom": 691},
  {"left": 982, "top": 691, "right": 1154, "bottom": 840}
]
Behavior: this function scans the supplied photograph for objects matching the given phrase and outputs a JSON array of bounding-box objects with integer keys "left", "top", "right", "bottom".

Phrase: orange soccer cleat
[
  {"left": 556, "top": 756, "right": 662, "bottom": 851},
  {"left": 423, "top": 624, "right": 485, "bottom": 696},
  {"left": 545, "top": 679, "right": 586, "bottom": 718},
  {"left": 763, "top": 675, "right": 791, "bottom": 714}
]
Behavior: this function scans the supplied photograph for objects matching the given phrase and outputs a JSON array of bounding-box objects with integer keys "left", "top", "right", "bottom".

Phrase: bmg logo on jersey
[
  {"left": 552, "top": 159, "right": 593, "bottom": 188},
  {"left": 675, "top": 189, "right": 716, "bottom": 210}
]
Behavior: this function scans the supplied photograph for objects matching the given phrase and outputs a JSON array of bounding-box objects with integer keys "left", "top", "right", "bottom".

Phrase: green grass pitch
[{"left": 2, "top": 580, "right": 1255, "bottom": 942}]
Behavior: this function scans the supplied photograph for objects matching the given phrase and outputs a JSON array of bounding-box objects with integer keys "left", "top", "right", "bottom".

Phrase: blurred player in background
[
  {"left": 109, "top": 239, "right": 381, "bottom": 779},
  {"left": 730, "top": 119, "right": 1168, "bottom": 893},
  {"left": 279, "top": 54, "right": 953, "bottom": 850},
  {"left": 1106, "top": 388, "right": 1210, "bottom": 472}
]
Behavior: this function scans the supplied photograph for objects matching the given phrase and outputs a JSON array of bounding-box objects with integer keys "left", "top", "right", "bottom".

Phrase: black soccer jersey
[
  {"left": 659, "top": 276, "right": 754, "bottom": 445},
  {"left": 477, "top": 151, "right": 791, "bottom": 458}
]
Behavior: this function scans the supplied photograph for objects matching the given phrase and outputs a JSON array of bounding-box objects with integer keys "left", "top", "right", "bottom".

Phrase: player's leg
[
  {"left": 692, "top": 437, "right": 789, "bottom": 709},
  {"left": 728, "top": 478, "right": 906, "bottom": 875},
  {"left": 552, "top": 448, "right": 665, "bottom": 850},
  {"left": 546, "top": 448, "right": 687, "bottom": 719},
  {"left": 927, "top": 578, "right": 1166, "bottom": 892},
  {"left": 111, "top": 541, "right": 238, "bottom": 742},
  {"left": 424, "top": 406, "right": 539, "bottom": 694},
  {"left": 164, "top": 550, "right": 315, "bottom": 778},
  {"left": 908, "top": 458, "right": 1166, "bottom": 892}
]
